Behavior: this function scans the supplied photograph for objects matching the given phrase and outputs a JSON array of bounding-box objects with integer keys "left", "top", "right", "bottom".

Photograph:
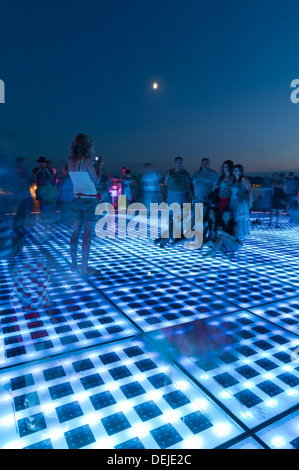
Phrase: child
[{"left": 202, "top": 208, "right": 241, "bottom": 258}]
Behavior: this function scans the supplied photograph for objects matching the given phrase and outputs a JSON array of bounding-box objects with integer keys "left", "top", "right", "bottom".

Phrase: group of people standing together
[
  {"left": 65, "top": 134, "right": 259, "bottom": 271},
  {"left": 1, "top": 132, "right": 298, "bottom": 272},
  {"left": 150, "top": 156, "right": 254, "bottom": 258}
]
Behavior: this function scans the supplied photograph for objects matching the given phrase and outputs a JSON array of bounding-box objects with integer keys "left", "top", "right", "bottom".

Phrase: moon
[{"left": 153, "top": 82, "right": 158, "bottom": 90}]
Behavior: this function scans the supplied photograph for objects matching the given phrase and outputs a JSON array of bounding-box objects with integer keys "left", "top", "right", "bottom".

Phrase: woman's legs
[
  {"left": 202, "top": 234, "right": 225, "bottom": 257},
  {"left": 276, "top": 209, "right": 283, "bottom": 227},
  {"left": 203, "top": 233, "right": 239, "bottom": 258},
  {"left": 269, "top": 209, "right": 275, "bottom": 226},
  {"left": 81, "top": 220, "right": 97, "bottom": 274},
  {"left": 70, "top": 216, "right": 84, "bottom": 269}
]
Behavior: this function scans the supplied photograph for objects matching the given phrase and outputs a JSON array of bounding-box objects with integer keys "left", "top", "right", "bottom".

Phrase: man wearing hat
[{"left": 30, "top": 156, "right": 55, "bottom": 205}]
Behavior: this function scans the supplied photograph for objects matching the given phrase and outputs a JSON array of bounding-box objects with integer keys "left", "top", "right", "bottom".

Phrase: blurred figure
[
  {"left": 269, "top": 178, "right": 288, "bottom": 228},
  {"left": 46, "top": 159, "right": 56, "bottom": 181},
  {"left": 230, "top": 164, "right": 253, "bottom": 241},
  {"left": 131, "top": 175, "right": 139, "bottom": 202},
  {"left": 110, "top": 183, "right": 118, "bottom": 207},
  {"left": 191, "top": 157, "right": 219, "bottom": 217},
  {"left": 0, "top": 193, "right": 25, "bottom": 259},
  {"left": 30, "top": 156, "right": 55, "bottom": 214},
  {"left": 289, "top": 200, "right": 299, "bottom": 224},
  {"left": 39, "top": 183, "right": 58, "bottom": 231},
  {"left": 57, "top": 165, "right": 74, "bottom": 225},
  {"left": 285, "top": 172, "right": 299, "bottom": 213},
  {"left": 260, "top": 178, "right": 273, "bottom": 216},
  {"left": 98, "top": 173, "right": 112, "bottom": 203},
  {"left": 141, "top": 163, "right": 162, "bottom": 213},
  {"left": 10, "top": 158, "right": 33, "bottom": 230},
  {"left": 121, "top": 169, "right": 132, "bottom": 206}
]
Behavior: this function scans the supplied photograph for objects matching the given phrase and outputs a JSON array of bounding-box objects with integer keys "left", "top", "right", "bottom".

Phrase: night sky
[{"left": 1, "top": 0, "right": 299, "bottom": 177}]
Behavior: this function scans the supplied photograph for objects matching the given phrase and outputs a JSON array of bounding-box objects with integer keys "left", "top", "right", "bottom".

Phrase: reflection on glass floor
[{"left": 0, "top": 214, "right": 298, "bottom": 449}]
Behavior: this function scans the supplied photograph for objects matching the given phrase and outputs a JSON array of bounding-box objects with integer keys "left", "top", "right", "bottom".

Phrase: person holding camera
[{"left": 67, "top": 134, "right": 104, "bottom": 276}]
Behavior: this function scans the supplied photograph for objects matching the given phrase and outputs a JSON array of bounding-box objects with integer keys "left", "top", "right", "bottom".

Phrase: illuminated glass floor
[{"left": 0, "top": 214, "right": 298, "bottom": 449}]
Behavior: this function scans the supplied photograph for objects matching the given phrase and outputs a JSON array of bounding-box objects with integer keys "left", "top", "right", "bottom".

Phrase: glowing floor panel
[
  {"left": 185, "top": 268, "right": 299, "bottom": 310},
  {"left": 0, "top": 287, "right": 138, "bottom": 368},
  {"left": 0, "top": 251, "right": 139, "bottom": 367},
  {"left": 246, "top": 261, "right": 299, "bottom": 288},
  {"left": 148, "top": 312, "right": 299, "bottom": 429},
  {"left": 0, "top": 338, "right": 243, "bottom": 449},
  {"left": 256, "top": 410, "right": 299, "bottom": 449},
  {"left": 228, "top": 436, "right": 265, "bottom": 449},
  {"left": 249, "top": 297, "right": 299, "bottom": 335},
  {"left": 0, "top": 215, "right": 298, "bottom": 448},
  {"left": 104, "top": 279, "right": 239, "bottom": 332},
  {"left": 36, "top": 229, "right": 177, "bottom": 289}
]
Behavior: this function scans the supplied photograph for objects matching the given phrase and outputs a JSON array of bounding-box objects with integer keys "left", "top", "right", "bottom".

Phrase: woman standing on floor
[
  {"left": 230, "top": 164, "right": 253, "bottom": 241},
  {"left": 67, "top": 134, "right": 104, "bottom": 276},
  {"left": 215, "top": 160, "right": 234, "bottom": 214}
]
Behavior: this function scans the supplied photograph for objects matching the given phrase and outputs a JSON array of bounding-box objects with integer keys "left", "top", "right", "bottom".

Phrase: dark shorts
[{"left": 72, "top": 198, "right": 100, "bottom": 222}]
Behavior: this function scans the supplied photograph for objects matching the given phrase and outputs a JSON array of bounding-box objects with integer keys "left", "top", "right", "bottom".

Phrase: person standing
[
  {"left": 215, "top": 160, "right": 234, "bottom": 213},
  {"left": 269, "top": 178, "right": 288, "bottom": 228},
  {"left": 10, "top": 158, "right": 33, "bottom": 230},
  {"left": 230, "top": 164, "right": 253, "bottom": 240},
  {"left": 154, "top": 157, "right": 190, "bottom": 247},
  {"left": 285, "top": 172, "right": 299, "bottom": 213},
  {"left": 141, "top": 163, "right": 162, "bottom": 213},
  {"left": 191, "top": 157, "right": 219, "bottom": 216},
  {"left": 31, "top": 157, "right": 55, "bottom": 197},
  {"left": 289, "top": 200, "right": 299, "bottom": 224},
  {"left": 46, "top": 160, "right": 56, "bottom": 181},
  {"left": 163, "top": 156, "right": 191, "bottom": 206},
  {"left": 68, "top": 133, "right": 104, "bottom": 276},
  {"left": 39, "top": 182, "right": 58, "bottom": 231},
  {"left": 57, "top": 165, "right": 74, "bottom": 225},
  {"left": 30, "top": 156, "right": 56, "bottom": 223},
  {"left": 121, "top": 169, "right": 133, "bottom": 206}
]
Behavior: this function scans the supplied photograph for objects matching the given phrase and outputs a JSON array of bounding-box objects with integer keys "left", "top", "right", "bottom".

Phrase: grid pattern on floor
[
  {"left": 0, "top": 213, "right": 299, "bottom": 448},
  {"left": 0, "top": 339, "right": 243, "bottom": 449},
  {"left": 185, "top": 268, "right": 299, "bottom": 309},
  {"left": 249, "top": 297, "right": 299, "bottom": 336},
  {"left": 0, "top": 244, "right": 139, "bottom": 368},
  {"left": 148, "top": 312, "right": 299, "bottom": 429},
  {"left": 256, "top": 409, "right": 299, "bottom": 449},
  {"left": 103, "top": 279, "right": 239, "bottom": 332}
]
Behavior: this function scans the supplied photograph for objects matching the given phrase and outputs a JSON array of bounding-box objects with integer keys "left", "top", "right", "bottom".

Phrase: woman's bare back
[{"left": 67, "top": 155, "right": 92, "bottom": 172}]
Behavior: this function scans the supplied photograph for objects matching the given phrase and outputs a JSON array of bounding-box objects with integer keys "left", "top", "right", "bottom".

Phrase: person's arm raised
[{"left": 86, "top": 156, "right": 104, "bottom": 184}]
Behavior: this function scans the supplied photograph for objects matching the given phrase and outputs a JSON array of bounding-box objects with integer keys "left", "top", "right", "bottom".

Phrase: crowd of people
[{"left": 0, "top": 133, "right": 299, "bottom": 272}]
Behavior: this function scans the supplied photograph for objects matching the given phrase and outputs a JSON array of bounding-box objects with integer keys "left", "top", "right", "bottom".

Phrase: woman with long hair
[
  {"left": 202, "top": 208, "right": 241, "bottom": 258},
  {"left": 67, "top": 134, "right": 104, "bottom": 276},
  {"left": 215, "top": 159, "right": 234, "bottom": 213},
  {"left": 230, "top": 164, "right": 253, "bottom": 241}
]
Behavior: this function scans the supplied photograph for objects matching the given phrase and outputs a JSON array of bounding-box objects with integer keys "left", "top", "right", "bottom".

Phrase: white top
[{"left": 68, "top": 157, "right": 97, "bottom": 197}]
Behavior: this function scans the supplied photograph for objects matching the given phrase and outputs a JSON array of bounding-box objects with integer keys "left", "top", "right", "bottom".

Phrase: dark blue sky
[{"left": 1, "top": 0, "right": 299, "bottom": 176}]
